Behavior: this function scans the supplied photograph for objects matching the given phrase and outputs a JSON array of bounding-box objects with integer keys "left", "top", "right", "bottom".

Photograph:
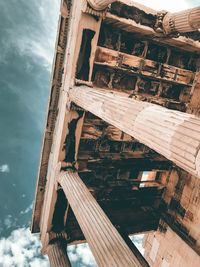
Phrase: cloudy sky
[{"left": 0, "top": 0, "right": 198, "bottom": 266}]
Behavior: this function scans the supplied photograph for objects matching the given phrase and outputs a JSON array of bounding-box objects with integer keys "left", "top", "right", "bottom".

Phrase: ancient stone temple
[{"left": 31, "top": 1, "right": 200, "bottom": 266}]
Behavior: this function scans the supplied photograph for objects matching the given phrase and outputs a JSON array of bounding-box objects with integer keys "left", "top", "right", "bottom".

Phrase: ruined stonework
[
  {"left": 143, "top": 226, "right": 200, "bottom": 267},
  {"left": 31, "top": 1, "right": 200, "bottom": 266}
]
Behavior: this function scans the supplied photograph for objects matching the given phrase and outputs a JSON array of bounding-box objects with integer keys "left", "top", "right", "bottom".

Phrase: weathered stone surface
[
  {"left": 144, "top": 226, "right": 200, "bottom": 267},
  {"left": 70, "top": 86, "right": 200, "bottom": 177},
  {"left": 163, "top": 7, "right": 200, "bottom": 34},
  {"left": 46, "top": 239, "right": 71, "bottom": 267},
  {"left": 58, "top": 170, "right": 144, "bottom": 267},
  {"left": 87, "top": 0, "right": 115, "bottom": 10}
]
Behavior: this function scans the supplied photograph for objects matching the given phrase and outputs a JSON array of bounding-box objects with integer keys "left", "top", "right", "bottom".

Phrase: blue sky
[
  {"left": 0, "top": 0, "right": 59, "bottom": 235},
  {"left": 0, "top": 0, "right": 198, "bottom": 266}
]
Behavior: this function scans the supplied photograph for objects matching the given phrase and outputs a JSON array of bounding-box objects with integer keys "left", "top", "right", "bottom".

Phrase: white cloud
[
  {"left": 68, "top": 243, "right": 97, "bottom": 266},
  {"left": 16, "top": 37, "right": 54, "bottom": 69},
  {"left": 130, "top": 234, "right": 145, "bottom": 255},
  {"left": 0, "top": 228, "right": 49, "bottom": 267},
  {"left": 133, "top": 0, "right": 192, "bottom": 12},
  {"left": 0, "top": 225, "right": 142, "bottom": 266},
  {"left": 20, "top": 203, "right": 33, "bottom": 215},
  {"left": 0, "top": 215, "right": 18, "bottom": 233},
  {"left": 4, "top": 215, "right": 13, "bottom": 229},
  {"left": 24, "top": 0, "right": 60, "bottom": 69},
  {"left": 0, "top": 227, "right": 98, "bottom": 267},
  {"left": 0, "top": 0, "right": 60, "bottom": 131},
  {"left": 0, "top": 0, "right": 60, "bottom": 70},
  {"left": 0, "top": 164, "right": 10, "bottom": 173}
]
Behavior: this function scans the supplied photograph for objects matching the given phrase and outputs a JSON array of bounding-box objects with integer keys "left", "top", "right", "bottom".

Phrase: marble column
[
  {"left": 87, "top": 0, "right": 116, "bottom": 10},
  {"left": 163, "top": 6, "right": 200, "bottom": 34},
  {"left": 57, "top": 170, "right": 143, "bottom": 267},
  {"left": 46, "top": 239, "right": 71, "bottom": 267},
  {"left": 69, "top": 86, "right": 200, "bottom": 178}
]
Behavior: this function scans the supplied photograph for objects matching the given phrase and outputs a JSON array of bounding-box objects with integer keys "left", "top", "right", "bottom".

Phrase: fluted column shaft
[
  {"left": 57, "top": 170, "right": 143, "bottom": 267},
  {"left": 69, "top": 86, "right": 200, "bottom": 178},
  {"left": 163, "top": 6, "right": 200, "bottom": 34},
  {"left": 46, "top": 239, "right": 71, "bottom": 267},
  {"left": 87, "top": 0, "right": 115, "bottom": 10}
]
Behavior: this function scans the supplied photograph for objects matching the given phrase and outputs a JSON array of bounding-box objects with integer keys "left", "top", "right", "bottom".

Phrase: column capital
[
  {"left": 87, "top": 0, "right": 115, "bottom": 11},
  {"left": 48, "top": 231, "right": 69, "bottom": 245}
]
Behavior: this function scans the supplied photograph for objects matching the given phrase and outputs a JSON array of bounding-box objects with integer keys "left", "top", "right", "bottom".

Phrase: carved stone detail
[
  {"left": 46, "top": 238, "right": 71, "bottom": 267},
  {"left": 57, "top": 170, "right": 144, "bottom": 267},
  {"left": 156, "top": 6, "right": 200, "bottom": 34},
  {"left": 70, "top": 86, "right": 200, "bottom": 178},
  {"left": 87, "top": 0, "right": 115, "bottom": 11}
]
